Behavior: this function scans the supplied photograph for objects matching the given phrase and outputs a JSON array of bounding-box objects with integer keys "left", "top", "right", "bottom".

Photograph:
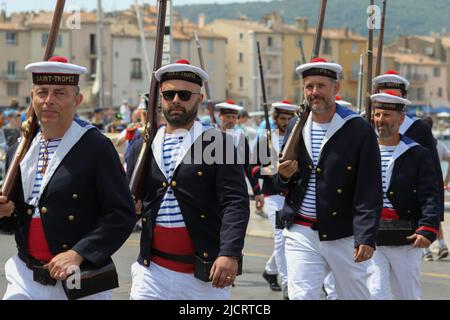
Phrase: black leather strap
[{"left": 151, "top": 248, "right": 194, "bottom": 264}]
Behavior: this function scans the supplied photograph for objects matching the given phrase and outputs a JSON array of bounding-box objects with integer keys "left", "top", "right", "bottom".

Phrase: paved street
[
  {"left": 2, "top": 231, "right": 450, "bottom": 300},
  {"left": 1, "top": 201, "right": 450, "bottom": 299}
]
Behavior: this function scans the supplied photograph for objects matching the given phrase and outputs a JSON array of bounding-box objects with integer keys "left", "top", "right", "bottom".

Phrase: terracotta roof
[
  {"left": 211, "top": 19, "right": 275, "bottom": 33},
  {"left": 0, "top": 22, "right": 28, "bottom": 31},
  {"left": 384, "top": 52, "right": 444, "bottom": 65}
]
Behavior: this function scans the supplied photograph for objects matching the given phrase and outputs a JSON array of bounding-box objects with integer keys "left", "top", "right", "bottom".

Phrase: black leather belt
[
  {"left": 294, "top": 215, "right": 318, "bottom": 231},
  {"left": 18, "top": 252, "right": 57, "bottom": 286},
  {"left": 151, "top": 248, "right": 194, "bottom": 264}
]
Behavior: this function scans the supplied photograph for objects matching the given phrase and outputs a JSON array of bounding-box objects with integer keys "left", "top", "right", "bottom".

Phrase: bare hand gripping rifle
[
  {"left": 1, "top": 0, "right": 66, "bottom": 198},
  {"left": 279, "top": 0, "right": 328, "bottom": 162},
  {"left": 194, "top": 32, "right": 216, "bottom": 126},
  {"left": 129, "top": 0, "right": 167, "bottom": 201}
]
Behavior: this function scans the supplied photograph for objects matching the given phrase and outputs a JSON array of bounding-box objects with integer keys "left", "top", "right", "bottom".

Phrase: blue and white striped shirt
[
  {"left": 156, "top": 132, "right": 187, "bottom": 227},
  {"left": 298, "top": 122, "right": 329, "bottom": 220},
  {"left": 29, "top": 138, "right": 61, "bottom": 217},
  {"left": 379, "top": 145, "right": 396, "bottom": 209}
]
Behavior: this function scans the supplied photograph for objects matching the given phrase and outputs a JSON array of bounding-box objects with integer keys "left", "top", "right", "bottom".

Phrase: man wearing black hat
[
  {"left": 367, "top": 91, "right": 440, "bottom": 300},
  {"left": 277, "top": 58, "right": 382, "bottom": 300},
  {"left": 0, "top": 56, "right": 136, "bottom": 300},
  {"left": 126, "top": 59, "right": 249, "bottom": 300}
]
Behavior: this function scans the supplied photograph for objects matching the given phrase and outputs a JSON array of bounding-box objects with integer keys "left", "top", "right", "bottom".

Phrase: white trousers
[
  {"left": 284, "top": 224, "right": 371, "bottom": 300},
  {"left": 264, "top": 195, "right": 288, "bottom": 289},
  {"left": 323, "top": 273, "right": 338, "bottom": 300},
  {"left": 130, "top": 261, "right": 230, "bottom": 300},
  {"left": 368, "top": 246, "right": 422, "bottom": 300},
  {"left": 2, "top": 255, "right": 112, "bottom": 300}
]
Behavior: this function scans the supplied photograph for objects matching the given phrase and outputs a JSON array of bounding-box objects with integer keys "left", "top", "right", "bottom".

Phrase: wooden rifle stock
[
  {"left": 279, "top": 0, "right": 327, "bottom": 162},
  {"left": 279, "top": 104, "right": 310, "bottom": 162},
  {"left": 129, "top": 0, "right": 167, "bottom": 201},
  {"left": 1, "top": 0, "right": 66, "bottom": 198},
  {"left": 256, "top": 41, "right": 272, "bottom": 160},
  {"left": 194, "top": 32, "right": 215, "bottom": 125}
]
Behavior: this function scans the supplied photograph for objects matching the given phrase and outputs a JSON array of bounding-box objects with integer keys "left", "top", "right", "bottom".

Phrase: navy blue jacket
[
  {"left": 401, "top": 117, "right": 444, "bottom": 221},
  {"left": 383, "top": 135, "right": 440, "bottom": 243},
  {"left": 0, "top": 128, "right": 136, "bottom": 267},
  {"left": 126, "top": 124, "right": 250, "bottom": 267}
]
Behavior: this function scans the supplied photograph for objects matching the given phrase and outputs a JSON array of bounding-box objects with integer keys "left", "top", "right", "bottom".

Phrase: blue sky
[{"left": 2, "top": 0, "right": 266, "bottom": 14}]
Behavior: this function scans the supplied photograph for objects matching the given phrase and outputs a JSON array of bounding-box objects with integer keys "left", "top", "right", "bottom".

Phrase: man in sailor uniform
[
  {"left": 0, "top": 56, "right": 136, "bottom": 300},
  {"left": 373, "top": 71, "right": 444, "bottom": 219},
  {"left": 215, "top": 100, "right": 260, "bottom": 197},
  {"left": 126, "top": 59, "right": 249, "bottom": 300},
  {"left": 250, "top": 100, "right": 296, "bottom": 299},
  {"left": 367, "top": 91, "right": 440, "bottom": 300},
  {"left": 373, "top": 70, "right": 445, "bottom": 261},
  {"left": 277, "top": 57, "right": 383, "bottom": 300}
]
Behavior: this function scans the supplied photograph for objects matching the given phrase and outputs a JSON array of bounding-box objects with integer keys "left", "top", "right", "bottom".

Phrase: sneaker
[
  {"left": 262, "top": 271, "right": 282, "bottom": 291},
  {"left": 438, "top": 245, "right": 449, "bottom": 260},
  {"left": 282, "top": 287, "right": 289, "bottom": 300},
  {"left": 423, "top": 252, "right": 434, "bottom": 261}
]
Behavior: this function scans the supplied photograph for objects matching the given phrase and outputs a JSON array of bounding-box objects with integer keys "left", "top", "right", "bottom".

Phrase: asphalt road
[{"left": 1, "top": 230, "right": 450, "bottom": 300}]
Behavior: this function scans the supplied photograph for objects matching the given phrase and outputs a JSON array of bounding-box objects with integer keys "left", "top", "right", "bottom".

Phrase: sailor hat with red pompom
[
  {"left": 371, "top": 90, "right": 411, "bottom": 111},
  {"left": 25, "top": 56, "right": 87, "bottom": 86},
  {"left": 335, "top": 95, "right": 353, "bottom": 107},
  {"left": 155, "top": 59, "right": 208, "bottom": 86},
  {"left": 215, "top": 99, "right": 244, "bottom": 114},
  {"left": 295, "top": 57, "right": 342, "bottom": 80},
  {"left": 372, "top": 70, "right": 410, "bottom": 93},
  {"left": 271, "top": 100, "right": 297, "bottom": 113}
]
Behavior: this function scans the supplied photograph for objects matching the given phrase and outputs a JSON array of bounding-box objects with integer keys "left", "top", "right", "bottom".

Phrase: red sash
[
  {"left": 151, "top": 225, "right": 195, "bottom": 273},
  {"left": 381, "top": 207, "right": 400, "bottom": 220},
  {"left": 27, "top": 218, "right": 54, "bottom": 262}
]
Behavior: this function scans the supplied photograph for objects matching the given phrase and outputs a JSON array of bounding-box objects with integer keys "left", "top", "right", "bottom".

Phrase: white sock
[
  {"left": 423, "top": 248, "right": 432, "bottom": 254},
  {"left": 439, "top": 239, "right": 446, "bottom": 248}
]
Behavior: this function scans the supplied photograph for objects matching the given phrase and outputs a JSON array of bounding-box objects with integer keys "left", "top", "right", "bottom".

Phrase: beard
[
  {"left": 377, "top": 123, "right": 395, "bottom": 139},
  {"left": 308, "top": 95, "right": 334, "bottom": 114},
  {"left": 163, "top": 102, "right": 198, "bottom": 127}
]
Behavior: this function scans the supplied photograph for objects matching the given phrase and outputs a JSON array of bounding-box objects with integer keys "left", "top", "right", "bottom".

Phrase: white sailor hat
[
  {"left": 372, "top": 70, "right": 410, "bottom": 94},
  {"left": 155, "top": 59, "right": 208, "bottom": 86},
  {"left": 295, "top": 57, "right": 342, "bottom": 80},
  {"left": 335, "top": 95, "right": 353, "bottom": 107},
  {"left": 215, "top": 99, "right": 243, "bottom": 114},
  {"left": 371, "top": 90, "right": 411, "bottom": 111},
  {"left": 25, "top": 56, "right": 87, "bottom": 86},
  {"left": 271, "top": 100, "right": 297, "bottom": 113}
]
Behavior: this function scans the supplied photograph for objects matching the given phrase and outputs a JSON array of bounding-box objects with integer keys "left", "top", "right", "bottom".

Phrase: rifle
[
  {"left": 1, "top": 0, "right": 66, "bottom": 199},
  {"left": 299, "top": 40, "right": 307, "bottom": 65},
  {"left": 256, "top": 41, "right": 272, "bottom": 161},
  {"left": 357, "top": 53, "right": 365, "bottom": 114},
  {"left": 375, "top": 0, "right": 387, "bottom": 76},
  {"left": 365, "top": 0, "right": 375, "bottom": 124},
  {"left": 279, "top": 0, "right": 327, "bottom": 162},
  {"left": 194, "top": 32, "right": 216, "bottom": 125},
  {"left": 129, "top": 0, "right": 167, "bottom": 201}
]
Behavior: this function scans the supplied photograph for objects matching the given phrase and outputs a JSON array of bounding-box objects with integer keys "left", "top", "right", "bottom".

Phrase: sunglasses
[{"left": 161, "top": 90, "right": 200, "bottom": 102}]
